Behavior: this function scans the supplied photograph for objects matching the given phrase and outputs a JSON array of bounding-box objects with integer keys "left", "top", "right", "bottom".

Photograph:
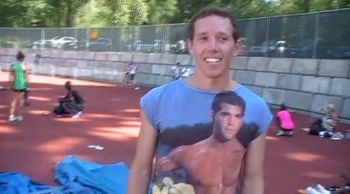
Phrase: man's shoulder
[
  {"left": 142, "top": 80, "right": 182, "bottom": 100},
  {"left": 71, "top": 89, "right": 82, "bottom": 96},
  {"left": 237, "top": 85, "right": 271, "bottom": 116},
  {"left": 10, "top": 62, "right": 18, "bottom": 68},
  {"left": 236, "top": 84, "right": 267, "bottom": 105},
  {"left": 236, "top": 84, "right": 273, "bottom": 135},
  {"left": 172, "top": 144, "right": 200, "bottom": 158}
]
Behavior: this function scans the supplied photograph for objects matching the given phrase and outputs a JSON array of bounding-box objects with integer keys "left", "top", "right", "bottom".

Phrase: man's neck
[
  {"left": 207, "top": 136, "right": 235, "bottom": 150},
  {"left": 187, "top": 73, "right": 237, "bottom": 91}
]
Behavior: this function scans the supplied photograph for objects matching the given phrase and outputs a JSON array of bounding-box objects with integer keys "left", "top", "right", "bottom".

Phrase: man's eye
[
  {"left": 220, "top": 112, "right": 230, "bottom": 116},
  {"left": 219, "top": 37, "right": 228, "bottom": 41},
  {"left": 198, "top": 36, "right": 207, "bottom": 41}
]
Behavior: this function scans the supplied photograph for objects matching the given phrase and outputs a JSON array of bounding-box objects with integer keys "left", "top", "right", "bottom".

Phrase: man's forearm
[
  {"left": 127, "top": 167, "right": 151, "bottom": 194},
  {"left": 241, "top": 176, "right": 264, "bottom": 194},
  {"left": 25, "top": 73, "right": 29, "bottom": 84},
  {"left": 9, "top": 73, "right": 13, "bottom": 86}
]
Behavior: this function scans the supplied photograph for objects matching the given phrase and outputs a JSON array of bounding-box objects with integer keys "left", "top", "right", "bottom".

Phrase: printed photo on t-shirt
[{"left": 150, "top": 91, "right": 260, "bottom": 194}]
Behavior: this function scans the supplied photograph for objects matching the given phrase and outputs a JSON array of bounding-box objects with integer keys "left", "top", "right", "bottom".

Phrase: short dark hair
[
  {"left": 65, "top": 81, "right": 72, "bottom": 90},
  {"left": 212, "top": 91, "right": 245, "bottom": 115},
  {"left": 188, "top": 6, "right": 239, "bottom": 42},
  {"left": 16, "top": 51, "right": 25, "bottom": 61}
]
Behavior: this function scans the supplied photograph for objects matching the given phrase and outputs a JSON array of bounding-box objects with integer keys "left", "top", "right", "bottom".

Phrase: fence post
[
  {"left": 313, "top": 13, "right": 320, "bottom": 59},
  {"left": 264, "top": 17, "right": 271, "bottom": 57},
  {"left": 40, "top": 28, "right": 45, "bottom": 50}
]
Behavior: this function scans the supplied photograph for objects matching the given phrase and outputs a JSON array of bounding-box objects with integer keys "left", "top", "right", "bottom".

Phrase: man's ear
[
  {"left": 211, "top": 110, "right": 215, "bottom": 120},
  {"left": 232, "top": 39, "right": 242, "bottom": 57},
  {"left": 187, "top": 38, "right": 193, "bottom": 55}
]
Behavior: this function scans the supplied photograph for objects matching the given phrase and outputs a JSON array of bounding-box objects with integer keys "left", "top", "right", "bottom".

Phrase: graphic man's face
[
  {"left": 187, "top": 15, "right": 240, "bottom": 79},
  {"left": 213, "top": 102, "right": 243, "bottom": 141}
]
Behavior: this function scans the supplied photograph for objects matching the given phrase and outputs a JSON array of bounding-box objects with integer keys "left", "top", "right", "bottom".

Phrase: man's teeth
[{"left": 205, "top": 58, "right": 220, "bottom": 63}]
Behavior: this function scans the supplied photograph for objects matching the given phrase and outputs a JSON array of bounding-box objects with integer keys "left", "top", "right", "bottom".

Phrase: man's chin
[
  {"left": 218, "top": 135, "right": 235, "bottom": 142},
  {"left": 204, "top": 72, "right": 226, "bottom": 79},
  {"left": 224, "top": 135, "right": 235, "bottom": 140}
]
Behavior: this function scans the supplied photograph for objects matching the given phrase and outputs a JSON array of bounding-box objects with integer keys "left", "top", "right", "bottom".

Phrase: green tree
[
  {"left": 229, "top": 0, "right": 274, "bottom": 18},
  {"left": 1, "top": 0, "right": 350, "bottom": 27},
  {"left": 170, "top": 0, "right": 214, "bottom": 23},
  {"left": 59, "top": 0, "right": 88, "bottom": 27},
  {"left": 6, "top": 0, "right": 87, "bottom": 27},
  {"left": 148, "top": 0, "right": 178, "bottom": 24},
  {"left": 112, "top": 0, "right": 130, "bottom": 26},
  {"left": 168, "top": 0, "right": 274, "bottom": 22},
  {"left": 274, "top": 0, "right": 349, "bottom": 15},
  {"left": 311, "top": 0, "right": 350, "bottom": 11},
  {"left": 0, "top": 0, "right": 26, "bottom": 27},
  {"left": 129, "top": 0, "right": 149, "bottom": 25},
  {"left": 76, "top": 0, "right": 149, "bottom": 26},
  {"left": 75, "top": 0, "right": 113, "bottom": 27}
]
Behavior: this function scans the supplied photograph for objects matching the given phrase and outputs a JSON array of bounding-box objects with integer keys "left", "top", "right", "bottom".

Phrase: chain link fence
[{"left": 1, "top": 8, "right": 349, "bottom": 59}]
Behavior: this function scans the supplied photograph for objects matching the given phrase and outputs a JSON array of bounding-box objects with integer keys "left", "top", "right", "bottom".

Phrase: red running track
[{"left": 0, "top": 71, "right": 349, "bottom": 194}]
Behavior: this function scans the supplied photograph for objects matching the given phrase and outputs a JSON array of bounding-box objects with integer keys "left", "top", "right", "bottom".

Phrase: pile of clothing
[
  {"left": 0, "top": 155, "right": 128, "bottom": 194},
  {"left": 298, "top": 184, "right": 350, "bottom": 194},
  {"left": 301, "top": 184, "right": 331, "bottom": 194}
]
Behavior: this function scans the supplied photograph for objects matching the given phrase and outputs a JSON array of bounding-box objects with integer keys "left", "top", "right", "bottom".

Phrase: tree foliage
[
  {"left": 0, "top": 0, "right": 349, "bottom": 27},
  {"left": 0, "top": 0, "right": 87, "bottom": 27},
  {"left": 112, "top": 0, "right": 131, "bottom": 26},
  {"left": 75, "top": 0, "right": 149, "bottom": 26},
  {"left": 76, "top": 0, "right": 108, "bottom": 27},
  {"left": 148, "top": 0, "right": 178, "bottom": 24},
  {"left": 129, "top": 0, "right": 149, "bottom": 25}
]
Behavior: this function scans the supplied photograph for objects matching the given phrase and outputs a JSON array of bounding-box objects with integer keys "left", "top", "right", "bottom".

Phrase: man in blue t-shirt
[{"left": 127, "top": 6, "right": 272, "bottom": 194}]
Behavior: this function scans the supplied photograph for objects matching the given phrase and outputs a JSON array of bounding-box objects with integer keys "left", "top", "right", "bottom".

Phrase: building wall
[{"left": 1, "top": 48, "right": 349, "bottom": 121}]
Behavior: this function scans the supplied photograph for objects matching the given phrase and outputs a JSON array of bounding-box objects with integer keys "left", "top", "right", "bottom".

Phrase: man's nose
[
  {"left": 207, "top": 38, "right": 219, "bottom": 51},
  {"left": 228, "top": 116, "right": 235, "bottom": 125}
]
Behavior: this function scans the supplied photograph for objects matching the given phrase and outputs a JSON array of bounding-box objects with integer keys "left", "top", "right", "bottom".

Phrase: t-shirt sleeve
[
  {"left": 237, "top": 100, "right": 272, "bottom": 147},
  {"left": 22, "top": 62, "right": 28, "bottom": 71},
  {"left": 140, "top": 87, "right": 162, "bottom": 130},
  {"left": 239, "top": 86, "right": 273, "bottom": 136},
  {"left": 257, "top": 100, "right": 273, "bottom": 133}
]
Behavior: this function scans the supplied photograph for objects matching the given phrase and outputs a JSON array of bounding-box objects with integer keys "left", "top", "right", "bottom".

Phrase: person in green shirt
[{"left": 9, "top": 51, "right": 29, "bottom": 122}]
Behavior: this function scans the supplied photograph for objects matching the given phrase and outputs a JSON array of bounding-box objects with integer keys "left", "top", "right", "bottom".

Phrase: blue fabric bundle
[{"left": 0, "top": 155, "right": 128, "bottom": 194}]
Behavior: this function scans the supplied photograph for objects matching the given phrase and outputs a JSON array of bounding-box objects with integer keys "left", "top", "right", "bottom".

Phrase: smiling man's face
[{"left": 187, "top": 15, "right": 240, "bottom": 79}]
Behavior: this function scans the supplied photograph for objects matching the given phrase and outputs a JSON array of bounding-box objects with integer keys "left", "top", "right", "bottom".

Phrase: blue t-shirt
[{"left": 140, "top": 79, "right": 272, "bottom": 193}]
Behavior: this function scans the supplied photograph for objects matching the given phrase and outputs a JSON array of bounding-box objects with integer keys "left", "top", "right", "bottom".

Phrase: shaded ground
[
  {"left": 265, "top": 112, "right": 350, "bottom": 193},
  {"left": 1, "top": 71, "right": 349, "bottom": 194}
]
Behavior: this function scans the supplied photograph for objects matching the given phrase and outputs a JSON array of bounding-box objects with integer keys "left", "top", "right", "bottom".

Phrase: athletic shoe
[
  {"left": 8, "top": 115, "right": 16, "bottom": 122},
  {"left": 286, "top": 131, "right": 294, "bottom": 136},
  {"left": 276, "top": 130, "right": 285, "bottom": 136},
  {"left": 315, "top": 184, "right": 331, "bottom": 194},
  {"left": 306, "top": 186, "right": 322, "bottom": 194},
  {"left": 72, "top": 111, "right": 82, "bottom": 118},
  {"left": 331, "top": 136, "right": 341, "bottom": 141},
  {"left": 16, "top": 115, "right": 23, "bottom": 121},
  {"left": 330, "top": 133, "right": 343, "bottom": 141}
]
